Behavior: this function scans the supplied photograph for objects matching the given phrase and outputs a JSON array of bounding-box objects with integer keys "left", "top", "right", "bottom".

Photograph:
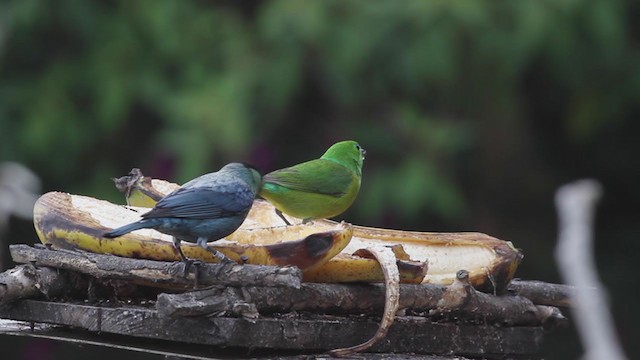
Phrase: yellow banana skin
[
  {"left": 34, "top": 192, "right": 352, "bottom": 271},
  {"left": 115, "top": 172, "right": 521, "bottom": 291},
  {"left": 301, "top": 253, "right": 427, "bottom": 284},
  {"left": 242, "top": 200, "right": 521, "bottom": 291}
]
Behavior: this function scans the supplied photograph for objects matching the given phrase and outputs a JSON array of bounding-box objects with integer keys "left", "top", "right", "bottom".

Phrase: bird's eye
[{"left": 355, "top": 144, "right": 361, "bottom": 151}]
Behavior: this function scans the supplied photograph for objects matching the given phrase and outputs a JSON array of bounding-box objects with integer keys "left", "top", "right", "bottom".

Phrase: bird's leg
[
  {"left": 302, "top": 218, "right": 314, "bottom": 225},
  {"left": 172, "top": 236, "right": 193, "bottom": 277},
  {"left": 192, "top": 261, "right": 201, "bottom": 289},
  {"left": 172, "top": 236, "right": 187, "bottom": 261},
  {"left": 197, "top": 237, "right": 236, "bottom": 264},
  {"left": 275, "top": 209, "right": 292, "bottom": 226}
]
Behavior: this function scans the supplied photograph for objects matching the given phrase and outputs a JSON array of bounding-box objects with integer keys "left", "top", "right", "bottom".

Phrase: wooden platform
[
  {"left": 0, "top": 300, "right": 543, "bottom": 359},
  {"left": 0, "top": 245, "right": 571, "bottom": 359}
]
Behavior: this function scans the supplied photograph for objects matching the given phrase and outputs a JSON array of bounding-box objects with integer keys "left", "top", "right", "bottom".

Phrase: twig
[{"left": 555, "top": 179, "right": 627, "bottom": 360}]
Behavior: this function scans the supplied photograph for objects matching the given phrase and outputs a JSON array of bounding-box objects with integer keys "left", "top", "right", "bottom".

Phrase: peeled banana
[
  {"left": 107, "top": 171, "right": 522, "bottom": 291},
  {"left": 34, "top": 192, "right": 352, "bottom": 271}
]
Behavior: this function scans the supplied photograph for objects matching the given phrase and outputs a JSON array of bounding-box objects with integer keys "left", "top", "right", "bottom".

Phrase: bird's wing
[
  {"left": 263, "top": 159, "right": 354, "bottom": 196},
  {"left": 142, "top": 187, "right": 252, "bottom": 220}
]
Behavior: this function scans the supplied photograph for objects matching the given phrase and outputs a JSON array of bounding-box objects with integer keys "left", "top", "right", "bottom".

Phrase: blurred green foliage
[
  {"left": 2, "top": 0, "right": 638, "bottom": 217},
  {"left": 2, "top": 0, "right": 636, "bottom": 212},
  {"left": 1, "top": 1, "right": 640, "bottom": 358}
]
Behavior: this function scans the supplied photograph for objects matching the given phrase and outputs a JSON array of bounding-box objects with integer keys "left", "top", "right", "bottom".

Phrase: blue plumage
[
  {"left": 103, "top": 163, "right": 262, "bottom": 265},
  {"left": 102, "top": 219, "right": 157, "bottom": 238}
]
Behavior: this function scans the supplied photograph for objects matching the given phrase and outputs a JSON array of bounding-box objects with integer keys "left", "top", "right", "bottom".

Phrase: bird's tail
[{"left": 103, "top": 220, "right": 152, "bottom": 238}]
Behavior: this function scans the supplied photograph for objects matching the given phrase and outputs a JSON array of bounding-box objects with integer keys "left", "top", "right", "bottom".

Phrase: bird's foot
[
  {"left": 302, "top": 218, "right": 314, "bottom": 225},
  {"left": 275, "top": 209, "right": 292, "bottom": 226},
  {"left": 191, "top": 261, "right": 203, "bottom": 289},
  {"left": 212, "top": 250, "right": 236, "bottom": 265},
  {"left": 181, "top": 259, "right": 195, "bottom": 278},
  {"left": 220, "top": 256, "right": 237, "bottom": 265}
]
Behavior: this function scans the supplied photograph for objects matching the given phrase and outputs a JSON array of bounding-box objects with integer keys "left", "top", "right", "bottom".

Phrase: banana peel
[
  {"left": 241, "top": 200, "right": 522, "bottom": 291},
  {"left": 34, "top": 192, "right": 352, "bottom": 271},
  {"left": 307, "top": 223, "right": 522, "bottom": 293},
  {"left": 108, "top": 171, "right": 522, "bottom": 292},
  {"left": 330, "top": 246, "right": 401, "bottom": 357}
]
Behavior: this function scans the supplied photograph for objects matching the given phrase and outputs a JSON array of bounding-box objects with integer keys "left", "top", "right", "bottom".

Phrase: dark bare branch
[
  {"left": 507, "top": 279, "right": 576, "bottom": 307},
  {"left": 157, "top": 278, "right": 566, "bottom": 327},
  {"left": 9, "top": 244, "right": 301, "bottom": 290},
  {"left": 430, "top": 270, "right": 565, "bottom": 327}
]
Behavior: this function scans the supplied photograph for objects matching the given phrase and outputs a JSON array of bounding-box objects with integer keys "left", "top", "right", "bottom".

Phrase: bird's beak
[{"left": 361, "top": 148, "right": 367, "bottom": 160}]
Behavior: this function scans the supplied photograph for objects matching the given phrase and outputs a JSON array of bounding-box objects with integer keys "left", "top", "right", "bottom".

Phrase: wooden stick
[
  {"left": 0, "top": 264, "right": 85, "bottom": 305},
  {"left": 157, "top": 276, "right": 566, "bottom": 327},
  {"left": 430, "top": 270, "right": 565, "bottom": 327},
  {"left": 507, "top": 279, "right": 576, "bottom": 307},
  {"left": 9, "top": 244, "right": 302, "bottom": 290}
]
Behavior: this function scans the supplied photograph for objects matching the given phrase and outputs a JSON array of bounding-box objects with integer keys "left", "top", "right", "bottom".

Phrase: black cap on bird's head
[
  {"left": 244, "top": 163, "right": 262, "bottom": 186},
  {"left": 226, "top": 162, "right": 262, "bottom": 190}
]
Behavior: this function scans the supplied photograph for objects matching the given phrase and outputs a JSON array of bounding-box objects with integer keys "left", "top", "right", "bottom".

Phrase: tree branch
[
  {"left": 0, "top": 264, "right": 86, "bottom": 306},
  {"left": 157, "top": 273, "right": 566, "bottom": 327},
  {"left": 9, "top": 244, "right": 301, "bottom": 290},
  {"left": 506, "top": 279, "right": 576, "bottom": 307}
]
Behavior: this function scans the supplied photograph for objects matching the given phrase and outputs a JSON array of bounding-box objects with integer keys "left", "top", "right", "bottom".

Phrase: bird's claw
[
  {"left": 181, "top": 259, "right": 195, "bottom": 278},
  {"left": 275, "top": 209, "right": 292, "bottom": 226},
  {"left": 220, "top": 256, "right": 238, "bottom": 265},
  {"left": 209, "top": 249, "right": 236, "bottom": 265},
  {"left": 191, "top": 261, "right": 203, "bottom": 289}
]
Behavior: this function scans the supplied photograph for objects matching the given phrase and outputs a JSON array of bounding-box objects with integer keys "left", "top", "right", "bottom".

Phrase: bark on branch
[
  {"left": 157, "top": 273, "right": 566, "bottom": 327},
  {"left": 9, "top": 244, "right": 301, "bottom": 290},
  {"left": 430, "top": 270, "right": 565, "bottom": 327},
  {"left": 507, "top": 279, "right": 576, "bottom": 307},
  {"left": 0, "top": 264, "right": 85, "bottom": 306}
]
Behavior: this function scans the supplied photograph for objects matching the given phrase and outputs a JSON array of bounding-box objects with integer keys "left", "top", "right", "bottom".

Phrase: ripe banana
[
  {"left": 109, "top": 171, "right": 522, "bottom": 291},
  {"left": 34, "top": 192, "right": 352, "bottom": 271}
]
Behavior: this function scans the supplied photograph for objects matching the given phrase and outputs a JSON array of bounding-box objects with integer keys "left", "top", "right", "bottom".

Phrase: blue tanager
[{"left": 103, "top": 163, "right": 261, "bottom": 266}]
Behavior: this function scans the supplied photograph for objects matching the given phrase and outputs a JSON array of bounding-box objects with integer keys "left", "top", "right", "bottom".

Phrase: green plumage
[{"left": 259, "top": 140, "right": 365, "bottom": 221}]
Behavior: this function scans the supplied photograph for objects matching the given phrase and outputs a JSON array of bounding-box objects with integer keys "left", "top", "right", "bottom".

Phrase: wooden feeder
[{"left": 0, "top": 170, "right": 572, "bottom": 359}]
